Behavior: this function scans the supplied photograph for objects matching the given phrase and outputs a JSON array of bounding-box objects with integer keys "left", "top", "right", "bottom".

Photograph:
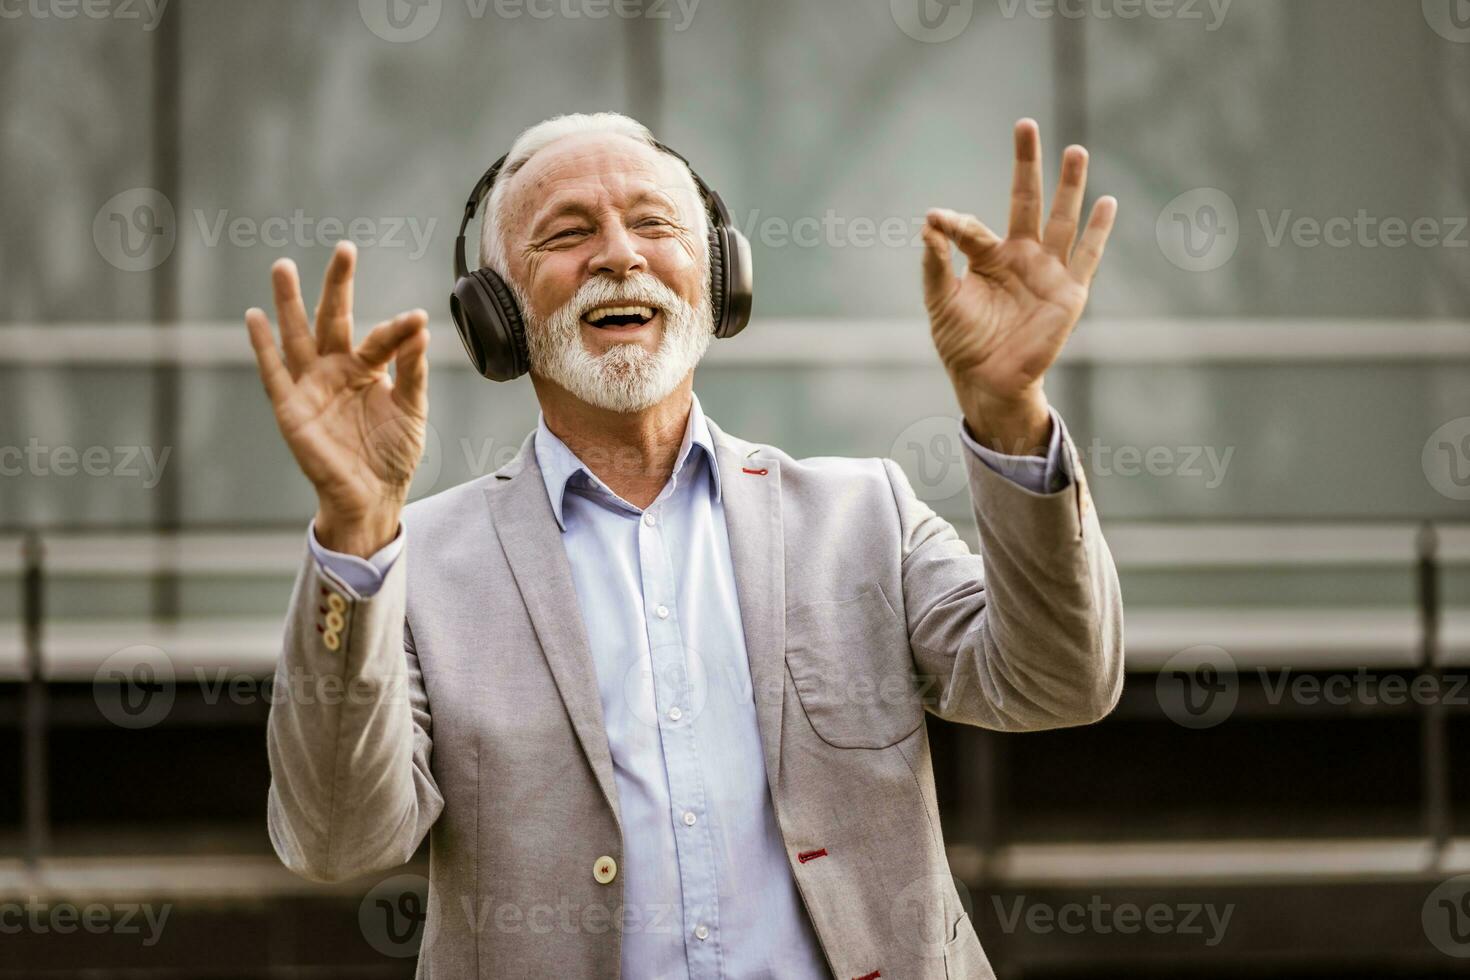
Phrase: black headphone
[{"left": 449, "top": 140, "right": 753, "bottom": 382}]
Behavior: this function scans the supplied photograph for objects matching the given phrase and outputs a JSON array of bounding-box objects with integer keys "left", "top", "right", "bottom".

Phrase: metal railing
[{"left": 6, "top": 519, "right": 1469, "bottom": 881}]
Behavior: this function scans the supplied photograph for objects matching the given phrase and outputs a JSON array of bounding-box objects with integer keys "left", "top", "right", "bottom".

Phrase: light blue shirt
[{"left": 310, "top": 394, "right": 1068, "bottom": 978}]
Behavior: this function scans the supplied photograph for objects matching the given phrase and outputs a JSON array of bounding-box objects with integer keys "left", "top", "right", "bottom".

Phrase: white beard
[{"left": 517, "top": 272, "right": 713, "bottom": 413}]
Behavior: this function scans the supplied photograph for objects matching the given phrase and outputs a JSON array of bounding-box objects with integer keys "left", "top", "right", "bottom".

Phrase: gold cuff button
[
  {"left": 325, "top": 610, "right": 345, "bottom": 632},
  {"left": 326, "top": 593, "right": 347, "bottom": 614},
  {"left": 593, "top": 856, "right": 617, "bottom": 885},
  {"left": 323, "top": 630, "right": 341, "bottom": 652}
]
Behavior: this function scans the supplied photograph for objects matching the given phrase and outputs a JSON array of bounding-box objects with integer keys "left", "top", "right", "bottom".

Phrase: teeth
[{"left": 586, "top": 305, "right": 656, "bottom": 321}]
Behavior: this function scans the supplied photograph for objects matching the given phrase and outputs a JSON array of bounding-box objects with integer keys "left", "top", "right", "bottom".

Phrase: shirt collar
[{"left": 533, "top": 391, "right": 722, "bottom": 532}]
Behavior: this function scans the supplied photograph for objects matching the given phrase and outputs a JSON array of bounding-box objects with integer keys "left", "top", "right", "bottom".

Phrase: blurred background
[{"left": 2, "top": 0, "right": 1469, "bottom": 975}]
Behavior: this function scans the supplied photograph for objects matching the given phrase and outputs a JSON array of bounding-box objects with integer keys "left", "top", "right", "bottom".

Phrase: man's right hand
[{"left": 245, "top": 240, "right": 429, "bottom": 558}]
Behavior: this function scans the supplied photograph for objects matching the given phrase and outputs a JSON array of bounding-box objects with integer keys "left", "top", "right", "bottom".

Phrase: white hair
[{"left": 478, "top": 111, "right": 709, "bottom": 277}]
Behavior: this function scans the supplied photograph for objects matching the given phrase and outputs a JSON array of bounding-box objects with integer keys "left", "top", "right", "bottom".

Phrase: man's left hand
[{"left": 921, "top": 119, "right": 1117, "bottom": 456}]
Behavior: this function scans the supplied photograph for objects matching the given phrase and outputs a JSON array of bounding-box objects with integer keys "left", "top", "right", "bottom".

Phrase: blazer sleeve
[
  {"left": 882, "top": 421, "right": 1125, "bottom": 732},
  {"left": 265, "top": 543, "right": 446, "bottom": 883}
]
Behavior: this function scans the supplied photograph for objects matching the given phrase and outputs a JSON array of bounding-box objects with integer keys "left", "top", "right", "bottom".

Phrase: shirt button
[
  {"left": 643, "top": 512, "right": 657, "bottom": 527},
  {"left": 667, "top": 706, "right": 682, "bottom": 722},
  {"left": 593, "top": 856, "right": 617, "bottom": 884},
  {"left": 694, "top": 924, "right": 709, "bottom": 941},
  {"left": 655, "top": 605, "right": 669, "bottom": 619},
  {"left": 682, "top": 811, "right": 697, "bottom": 826}
]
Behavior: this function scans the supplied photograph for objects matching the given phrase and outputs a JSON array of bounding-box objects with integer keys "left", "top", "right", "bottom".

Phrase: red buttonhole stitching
[
  {"left": 315, "top": 624, "right": 324, "bottom": 633},
  {"left": 797, "top": 848, "right": 827, "bottom": 863},
  {"left": 741, "top": 467, "right": 769, "bottom": 476},
  {"left": 853, "top": 971, "right": 881, "bottom": 980}
]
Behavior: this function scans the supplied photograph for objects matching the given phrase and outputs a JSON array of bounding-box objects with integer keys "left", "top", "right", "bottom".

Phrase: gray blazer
[{"left": 265, "top": 416, "right": 1124, "bottom": 979}]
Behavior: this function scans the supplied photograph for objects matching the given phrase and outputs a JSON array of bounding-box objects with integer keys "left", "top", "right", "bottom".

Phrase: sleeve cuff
[
  {"left": 307, "top": 520, "right": 405, "bottom": 598},
  {"left": 957, "top": 407, "right": 1073, "bottom": 495}
]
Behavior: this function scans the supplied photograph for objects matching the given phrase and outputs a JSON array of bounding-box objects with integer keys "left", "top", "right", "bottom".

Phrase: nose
[{"left": 587, "top": 219, "right": 648, "bottom": 280}]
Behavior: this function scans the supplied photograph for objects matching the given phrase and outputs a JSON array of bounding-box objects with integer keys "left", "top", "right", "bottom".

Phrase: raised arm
[
  {"left": 898, "top": 121, "right": 1124, "bottom": 730},
  {"left": 246, "top": 242, "right": 443, "bottom": 881}
]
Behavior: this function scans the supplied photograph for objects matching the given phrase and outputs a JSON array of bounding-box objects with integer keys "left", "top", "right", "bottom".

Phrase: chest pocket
[{"left": 784, "top": 584, "right": 924, "bottom": 749}]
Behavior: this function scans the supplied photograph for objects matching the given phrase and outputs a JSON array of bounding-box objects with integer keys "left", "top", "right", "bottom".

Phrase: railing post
[
  {"left": 1418, "top": 522, "right": 1449, "bottom": 860},
  {"left": 21, "top": 530, "right": 48, "bottom": 867}
]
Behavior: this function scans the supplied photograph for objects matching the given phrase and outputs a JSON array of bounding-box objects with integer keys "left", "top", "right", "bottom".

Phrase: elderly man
[{"left": 245, "top": 112, "right": 1122, "bottom": 980}]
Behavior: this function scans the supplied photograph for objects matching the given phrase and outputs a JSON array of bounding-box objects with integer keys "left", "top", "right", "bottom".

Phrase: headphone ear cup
[
  {"left": 711, "top": 226, "right": 753, "bottom": 339},
  {"left": 706, "top": 227, "right": 726, "bottom": 333},
  {"left": 449, "top": 268, "right": 529, "bottom": 381}
]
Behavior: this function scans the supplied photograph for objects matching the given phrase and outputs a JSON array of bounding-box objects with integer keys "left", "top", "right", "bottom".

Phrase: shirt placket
[{"left": 637, "top": 492, "right": 724, "bottom": 979}]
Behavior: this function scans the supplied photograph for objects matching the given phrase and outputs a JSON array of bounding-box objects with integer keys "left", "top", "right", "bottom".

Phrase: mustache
[{"left": 565, "top": 273, "right": 689, "bottom": 319}]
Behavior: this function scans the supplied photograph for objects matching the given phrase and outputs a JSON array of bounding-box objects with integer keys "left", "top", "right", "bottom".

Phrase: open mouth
[{"left": 582, "top": 304, "right": 659, "bottom": 330}]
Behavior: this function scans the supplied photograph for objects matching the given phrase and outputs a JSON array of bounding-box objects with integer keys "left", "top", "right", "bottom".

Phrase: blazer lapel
[
  {"left": 710, "top": 421, "right": 787, "bottom": 791},
  {"left": 484, "top": 432, "right": 623, "bottom": 832}
]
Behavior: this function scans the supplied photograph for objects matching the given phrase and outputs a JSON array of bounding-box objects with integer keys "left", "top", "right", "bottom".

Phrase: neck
[{"left": 532, "top": 374, "right": 695, "bottom": 509}]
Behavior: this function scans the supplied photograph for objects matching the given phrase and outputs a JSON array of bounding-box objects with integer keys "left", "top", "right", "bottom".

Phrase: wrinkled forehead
[{"left": 501, "top": 132, "right": 702, "bottom": 227}]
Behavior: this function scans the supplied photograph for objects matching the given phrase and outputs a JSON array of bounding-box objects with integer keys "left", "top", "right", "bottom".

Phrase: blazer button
[
  {"left": 323, "top": 630, "right": 341, "bottom": 652},
  {"left": 593, "top": 856, "right": 617, "bottom": 885},
  {"left": 326, "top": 592, "right": 347, "bottom": 614}
]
